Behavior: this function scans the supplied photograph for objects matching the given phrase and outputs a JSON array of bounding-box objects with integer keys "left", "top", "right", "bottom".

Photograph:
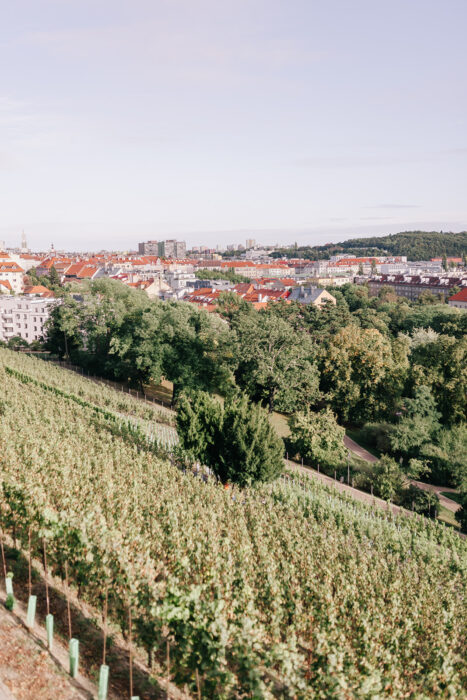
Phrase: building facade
[
  {"left": 0, "top": 295, "right": 56, "bottom": 343},
  {"left": 158, "top": 240, "right": 187, "bottom": 259},
  {"left": 0, "top": 258, "right": 25, "bottom": 294},
  {"left": 138, "top": 240, "right": 160, "bottom": 255},
  {"left": 367, "top": 274, "right": 467, "bottom": 300}
]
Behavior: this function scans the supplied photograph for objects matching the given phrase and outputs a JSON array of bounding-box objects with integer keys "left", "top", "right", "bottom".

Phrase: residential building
[
  {"left": 158, "top": 239, "right": 186, "bottom": 259},
  {"left": 368, "top": 274, "right": 467, "bottom": 300},
  {"left": 138, "top": 240, "right": 159, "bottom": 255},
  {"left": 0, "top": 295, "right": 56, "bottom": 343},
  {"left": 246, "top": 238, "right": 256, "bottom": 249},
  {"left": 288, "top": 286, "right": 337, "bottom": 307},
  {"left": 448, "top": 288, "right": 467, "bottom": 309},
  {"left": 0, "top": 256, "right": 25, "bottom": 294},
  {"left": 165, "top": 269, "right": 196, "bottom": 291}
]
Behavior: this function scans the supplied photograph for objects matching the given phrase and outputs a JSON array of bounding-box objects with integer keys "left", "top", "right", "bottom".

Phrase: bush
[
  {"left": 398, "top": 485, "right": 440, "bottom": 518},
  {"left": 176, "top": 391, "right": 284, "bottom": 487},
  {"left": 5, "top": 594, "right": 15, "bottom": 611},
  {"left": 359, "top": 423, "right": 392, "bottom": 453},
  {"left": 355, "top": 455, "right": 406, "bottom": 502},
  {"left": 456, "top": 489, "right": 467, "bottom": 533},
  {"left": 288, "top": 408, "right": 347, "bottom": 473}
]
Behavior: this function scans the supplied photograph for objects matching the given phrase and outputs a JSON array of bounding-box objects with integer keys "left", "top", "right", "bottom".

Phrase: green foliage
[
  {"left": 320, "top": 325, "right": 409, "bottom": 423},
  {"left": 288, "top": 408, "right": 347, "bottom": 472},
  {"left": 271, "top": 230, "right": 467, "bottom": 262},
  {"left": 218, "top": 393, "right": 284, "bottom": 486},
  {"left": 456, "top": 490, "right": 467, "bottom": 533},
  {"left": 398, "top": 485, "right": 440, "bottom": 518},
  {"left": 366, "top": 455, "right": 406, "bottom": 501},
  {"left": 5, "top": 594, "right": 15, "bottom": 611},
  {"left": 177, "top": 390, "right": 284, "bottom": 486},
  {"left": 176, "top": 391, "right": 223, "bottom": 466},
  {"left": 6, "top": 336, "right": 28, "bottom": 349},
  {"left": 1, "top": 351, "right": 467, "bottom": 696},
  {"left": 233, "top": 308, "right": 320, "bottom": 413}
]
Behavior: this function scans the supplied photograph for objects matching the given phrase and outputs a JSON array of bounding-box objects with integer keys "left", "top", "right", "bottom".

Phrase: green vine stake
[
  {"left": 69, "top": 638, "right": 79, "bottom": 678},
  {"left": 98, "top": 664, "right": 109, "bottom": 700},
  {"left": 46, "top": 613, "right": 54, "bottom": 650},
  {"left": 26, "top": 595, "right": 37, "bottom": 628}
]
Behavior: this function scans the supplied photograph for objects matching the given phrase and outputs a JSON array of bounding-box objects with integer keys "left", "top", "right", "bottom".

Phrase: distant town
[{"left": 0, "top": 233, "right": 466, "bottom": 344}]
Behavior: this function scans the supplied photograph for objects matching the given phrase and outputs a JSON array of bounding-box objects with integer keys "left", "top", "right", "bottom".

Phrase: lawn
[
  {"left": 440, "top": 491, "right": 463, "bottom": 505},
  {"left": 345, "top": 428, "right": 381, "bottom": 458},
  {"left": 438, "top": 505, "right": 460, "bottom": 530}
]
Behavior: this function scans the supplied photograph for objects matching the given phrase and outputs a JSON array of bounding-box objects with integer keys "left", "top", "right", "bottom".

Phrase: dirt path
[
  {"left": 284, "top": 459, "right": 404, "bottom": 516},
  {"left": 411, "top": 480, "right": 461, "bottom": 513},
  {"left": 0, "top": 601, "right": 91, "bottom": 700},
  {"left": 343, "top": 436, "right": 461, "bottom": 514},
  {"left": 344, "top": 435, "right": 378, "bottom": 463}
]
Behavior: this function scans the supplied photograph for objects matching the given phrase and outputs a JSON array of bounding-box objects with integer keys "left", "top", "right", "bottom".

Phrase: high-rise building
[
  {"left": 158, "top": 240, "right": 186, "bottom": 259},
  {"left": 138, "top": 240, "right": 159, "bottom": 256},
  {"left": 246, "top": 238, "right": 256, "bottom": 249}
]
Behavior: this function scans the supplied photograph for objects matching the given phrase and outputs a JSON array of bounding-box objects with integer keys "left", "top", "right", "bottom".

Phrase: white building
[
  {"left": 0, "top": 257, "right": 25, "bottom": 294},
  {"left": 0, "top": 295, "right": 56, "bottom": 343}
]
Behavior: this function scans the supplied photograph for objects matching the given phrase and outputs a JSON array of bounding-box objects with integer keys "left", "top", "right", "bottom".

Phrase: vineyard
[{"left": 0, "top": 348, "right": 466, "bottom": 698}]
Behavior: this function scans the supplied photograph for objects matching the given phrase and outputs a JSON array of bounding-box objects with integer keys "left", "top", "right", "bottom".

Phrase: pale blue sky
[{"left": 1, "top": 0, "right": 466, "bottom": 251}]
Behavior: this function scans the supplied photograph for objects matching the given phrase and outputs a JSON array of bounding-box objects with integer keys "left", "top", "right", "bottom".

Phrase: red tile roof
[{"left": 449, "top": 288, "right": 467, "bottom": 302}]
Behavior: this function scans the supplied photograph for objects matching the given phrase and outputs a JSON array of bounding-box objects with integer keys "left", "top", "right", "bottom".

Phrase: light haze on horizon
[{"left": 1, "top": 0, "right": 466, "bottom": 251}]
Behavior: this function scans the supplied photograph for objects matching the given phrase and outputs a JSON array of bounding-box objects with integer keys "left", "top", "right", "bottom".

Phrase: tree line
[
  {"left": 43, "top": 278, "right": 467, "bottom": 526},
  {"left": 271, "top": 230, "right": 467, "bottom": 262}
]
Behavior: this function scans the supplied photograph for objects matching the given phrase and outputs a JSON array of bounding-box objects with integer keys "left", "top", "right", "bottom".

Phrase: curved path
[
  {"left": 343, "top": 434, "right": 461, "bottom": 514},
  {"left": 344, "top": 435, "right": 378, "bottom": 463}
]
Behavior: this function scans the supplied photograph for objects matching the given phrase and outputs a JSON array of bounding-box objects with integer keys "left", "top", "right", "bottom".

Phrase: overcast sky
[{"left": 1, "top": 0, "right": 466, "bottom": 251}]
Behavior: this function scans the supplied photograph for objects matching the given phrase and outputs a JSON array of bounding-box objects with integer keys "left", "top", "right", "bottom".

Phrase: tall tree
[
  {"left": 320, "top": 325, "right": 409, "bottom": 423},
  {"left": 218, "top": 394, "right": 284, "bottom": 486},
  {"left": 233, "top": 309, "right": 320, "bottom": 413},
  {"left": 288, "top": 408, "right": 347, "bottom": 472}
]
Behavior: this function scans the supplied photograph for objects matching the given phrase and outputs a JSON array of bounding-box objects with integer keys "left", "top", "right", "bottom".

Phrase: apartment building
[
  {"left": 0, "top": 295, "right": 56, "bottom": 343},
  {"left": 0, "top": 257, "right": 25, "bottom": 294},
  {"left": 368, "top": 274, "right": 467, "bottom": 300}
]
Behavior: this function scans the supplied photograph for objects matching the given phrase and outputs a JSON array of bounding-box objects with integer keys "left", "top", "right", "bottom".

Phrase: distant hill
[{"left": 271, "top": 231, "right": 467, "bottom": 261}]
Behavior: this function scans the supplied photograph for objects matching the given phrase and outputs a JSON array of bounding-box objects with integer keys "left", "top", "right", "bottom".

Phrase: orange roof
[
  {"left": 23, "top": 285, "right": 54, "bottom": 297},
  {"left": 449, "top": 287, "right": 467, "bottom": 302},
  {"left": 0, "top": 280, "right": 12, "bottom": 290},
  {"left": 0, "top": 261, "right": 24, "bottom": 273}
]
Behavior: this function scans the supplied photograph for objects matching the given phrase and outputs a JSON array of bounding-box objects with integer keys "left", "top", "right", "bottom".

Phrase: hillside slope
[
  {"left": 272, "top": 230, "right": 467, "bottom": 260},
  {"left": 0, "top": 349, "right": 466, "bottom": 698}
]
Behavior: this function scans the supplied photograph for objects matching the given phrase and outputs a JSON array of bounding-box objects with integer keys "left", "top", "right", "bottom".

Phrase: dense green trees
[
  {"left": 43, "top": 279, "right": 466, "bottom": 491},
  {"left": 196, "top": 268, "right": 251, "bottom": 283},
  {"left": 271, "top": 230, "right": 467, "bottom": 262},
  {"left": 232, "top": 309, "right": 320, "bottom": 412},
  {"left": 320, "top": 325, "right": 409, "bottom": 423},
  {"left": 176, "top": 391, "right": 284, "bottom": 486},
  {"left": 288, "top": 408, "right": 347, "bottom": 472}
]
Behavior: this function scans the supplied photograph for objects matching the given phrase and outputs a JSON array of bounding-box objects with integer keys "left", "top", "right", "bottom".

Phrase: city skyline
[{"left": 1, "top": 0, "right": 467, "bottom": 251}]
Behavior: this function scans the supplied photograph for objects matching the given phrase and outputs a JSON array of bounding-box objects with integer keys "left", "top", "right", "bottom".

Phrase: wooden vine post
[{"left": 129, "top": 604, "right": 140, "bottom": 700}]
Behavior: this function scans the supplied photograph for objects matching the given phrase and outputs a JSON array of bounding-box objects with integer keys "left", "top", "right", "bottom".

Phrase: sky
[{"left": 1, "top": 0, "right": 466, "bottom": 251}]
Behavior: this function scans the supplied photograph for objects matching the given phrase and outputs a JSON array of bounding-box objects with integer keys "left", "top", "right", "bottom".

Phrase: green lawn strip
[
  {"left": 345, "top": 428, "right": 381, "bottom": 458},
  {"left": 440, "top": 491, "right": 462, "bottom": 505},
  {"left": 437, "top": 505, "right": 460, "bottom": 530}
]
